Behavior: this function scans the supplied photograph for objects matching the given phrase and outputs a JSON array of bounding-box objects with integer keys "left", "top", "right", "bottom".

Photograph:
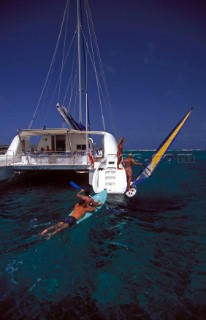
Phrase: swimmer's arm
[
  {"left": 77, "top": 189, "right": 84, "bottom": 198},
  {"left": 89, "top": 199, "right": 102, "bottom": 207},
  {"left": 86, "top": 206, "right": 95, "bottom": 212},
  {"left": 133, "top": 159, "right": 143, "bottom": 166}
]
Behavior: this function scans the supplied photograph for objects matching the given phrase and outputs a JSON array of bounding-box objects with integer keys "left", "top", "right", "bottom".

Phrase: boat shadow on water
[{"left": 2, "top": 170, "right": 89, "bottom": 188}]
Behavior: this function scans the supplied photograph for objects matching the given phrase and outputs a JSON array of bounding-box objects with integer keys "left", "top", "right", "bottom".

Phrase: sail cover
[
  {"left": 132, "top": 108, "right": 193, "bottom": 186},
  {"left": 56, "top": 104, "right": 86, "bottom": 131}
]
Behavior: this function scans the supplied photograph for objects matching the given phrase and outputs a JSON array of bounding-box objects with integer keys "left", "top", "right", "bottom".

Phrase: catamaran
[
  {"left": 0, "top": 1, "right": 192, "bottom": 196},
  {"left": 0, "top": 0, "right": 127, "bottom": 193}
]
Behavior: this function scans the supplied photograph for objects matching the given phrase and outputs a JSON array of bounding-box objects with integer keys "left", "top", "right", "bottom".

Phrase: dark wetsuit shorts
[{"left": 64, "top": 216, "right": 77, "bottom": 226}]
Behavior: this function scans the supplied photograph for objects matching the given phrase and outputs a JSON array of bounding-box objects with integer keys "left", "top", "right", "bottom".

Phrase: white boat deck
[{"left": 1, "top": 151, "right": 101, "bottom": 172}]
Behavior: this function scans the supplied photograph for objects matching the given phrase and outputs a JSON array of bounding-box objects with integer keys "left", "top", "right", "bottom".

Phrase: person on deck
[
  {"left": 117, "top": 137, "right": 124, "bottom": 169},
  {"left": 123, "top": 154, "right": 143, "bottom": 191},
  {"left": 39, "top": 199, "right": 95, "bottom": 240},
  {"left": 77, "top": 189, "right": 102, "bottom": 207},
  {"left": 46, "top": 145, "right": 52, "bottom": 153}
]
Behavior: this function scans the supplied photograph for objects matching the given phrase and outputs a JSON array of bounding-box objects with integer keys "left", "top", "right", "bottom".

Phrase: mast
[{"left": 77, "top": 0, "right": 82, "bottom": 123}]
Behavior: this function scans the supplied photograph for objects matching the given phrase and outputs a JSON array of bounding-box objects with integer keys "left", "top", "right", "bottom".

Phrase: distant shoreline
[
  {"left": 0, "top": 145, "right": 205, "bottom": 152},
  {"left": 125, "top": 149, "right": 206, "bottom": 152}
]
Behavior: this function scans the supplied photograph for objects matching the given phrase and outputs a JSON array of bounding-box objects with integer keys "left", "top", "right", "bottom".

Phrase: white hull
[
  {"left": 92, "top": 155, "right": 127, "bottom": 194},
  {"left": 0, "top": 128, "right": 127, "bottom": 194}
]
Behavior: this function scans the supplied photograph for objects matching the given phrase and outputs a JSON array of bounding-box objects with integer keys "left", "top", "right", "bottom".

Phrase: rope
[
  {"left": 28, "top": 0, "right": 70, "bottom": 129},
  {"left": 84, "top": 0, "right": 117, "bottom": 135}
]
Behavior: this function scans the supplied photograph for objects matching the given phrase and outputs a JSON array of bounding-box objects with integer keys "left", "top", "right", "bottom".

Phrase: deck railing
[{"left": 18, "top": 151, "right": 91, "bottom": 166}]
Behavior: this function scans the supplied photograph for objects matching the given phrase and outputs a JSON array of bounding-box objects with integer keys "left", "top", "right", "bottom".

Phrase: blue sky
[{"left": 0, "top": 0, "right": 206, "bottom": 149}]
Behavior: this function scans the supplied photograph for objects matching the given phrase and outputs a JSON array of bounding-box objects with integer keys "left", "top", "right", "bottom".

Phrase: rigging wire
[
  {"left": 58, "top": 0, "right": 70, "bottom": 101},
  {"left": 42, "top": 29, "right": 77, "bottom": 125},
  {"left": 63, "top": 38, "right": 78, "bottom": 108},
  {"left": 80, "top": 1, "right": 91, "bottom": 130},
  {"left": 85, "top": 0, "right": 117, "bottom": 136},
  {"left": 83, "top": 2, "right": 105, "bottom": 131},
  {"left": 28, "top": 0, "right": 117, "bottom": 136},
  {"left": 28, "top": 0, "right": 70, "bottom": 129}
]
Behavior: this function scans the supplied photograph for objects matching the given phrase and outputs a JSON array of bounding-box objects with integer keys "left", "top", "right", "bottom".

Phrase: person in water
[
  {"left": 77, "top": 188, "right": 102, "bottom": 207},
  {"left": 117, "top": 137, "right": 124, "bottom": 169},
  {"left": 39, "top": 199, "right": 95, "bottom": 240},
  {"left": 123, "top": 153, "right": 143, "bottom": 191}
]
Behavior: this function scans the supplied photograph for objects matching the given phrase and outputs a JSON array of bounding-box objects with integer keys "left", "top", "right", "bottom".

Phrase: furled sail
[
  {"left": 132, "top": 108, "right": 193, "bottom": 186},
  {"left": 56, "top": 104, "right": 86, "bottom": 131}
]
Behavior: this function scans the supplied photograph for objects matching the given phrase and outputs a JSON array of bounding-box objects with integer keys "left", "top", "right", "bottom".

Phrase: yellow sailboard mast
[{"left": 132, "top": 108, "right": 193, "bottom": 186}]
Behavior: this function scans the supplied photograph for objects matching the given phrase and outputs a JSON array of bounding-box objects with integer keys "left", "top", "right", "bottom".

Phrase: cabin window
[{"left": 77, "top": 144, "right": 86, "bottom": 151}]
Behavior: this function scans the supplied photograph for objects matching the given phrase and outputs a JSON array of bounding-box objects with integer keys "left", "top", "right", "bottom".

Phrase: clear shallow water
[{"left": 0, "top": 151, "right": 206, "bottom": 319}]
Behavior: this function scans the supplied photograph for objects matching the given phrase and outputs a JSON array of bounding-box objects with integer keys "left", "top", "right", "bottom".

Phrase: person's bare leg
[
  {"left": 46, "top": 223, "right": 69, "bottom": 240},
  {"left": 128, "top": 177, "right": 132, "bottom": 191},
  {"left": 117, "top": 157, "right": 120, "bottom": 169},
  {"left": 39, "top": 222, "right": 64, "bottom": 236}
]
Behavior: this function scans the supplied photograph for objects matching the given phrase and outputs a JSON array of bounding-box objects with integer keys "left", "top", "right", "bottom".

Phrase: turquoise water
[{"left": 0, "top": 150, "right": 206, "bottom": 319}]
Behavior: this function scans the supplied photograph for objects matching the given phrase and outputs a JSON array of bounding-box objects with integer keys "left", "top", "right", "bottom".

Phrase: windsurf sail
[
  {"left": 132, "top": 108, "right": 193, "bottom": 186},
  {"left": 56, "top": 104, "right": 86, "bottom": 130}
]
